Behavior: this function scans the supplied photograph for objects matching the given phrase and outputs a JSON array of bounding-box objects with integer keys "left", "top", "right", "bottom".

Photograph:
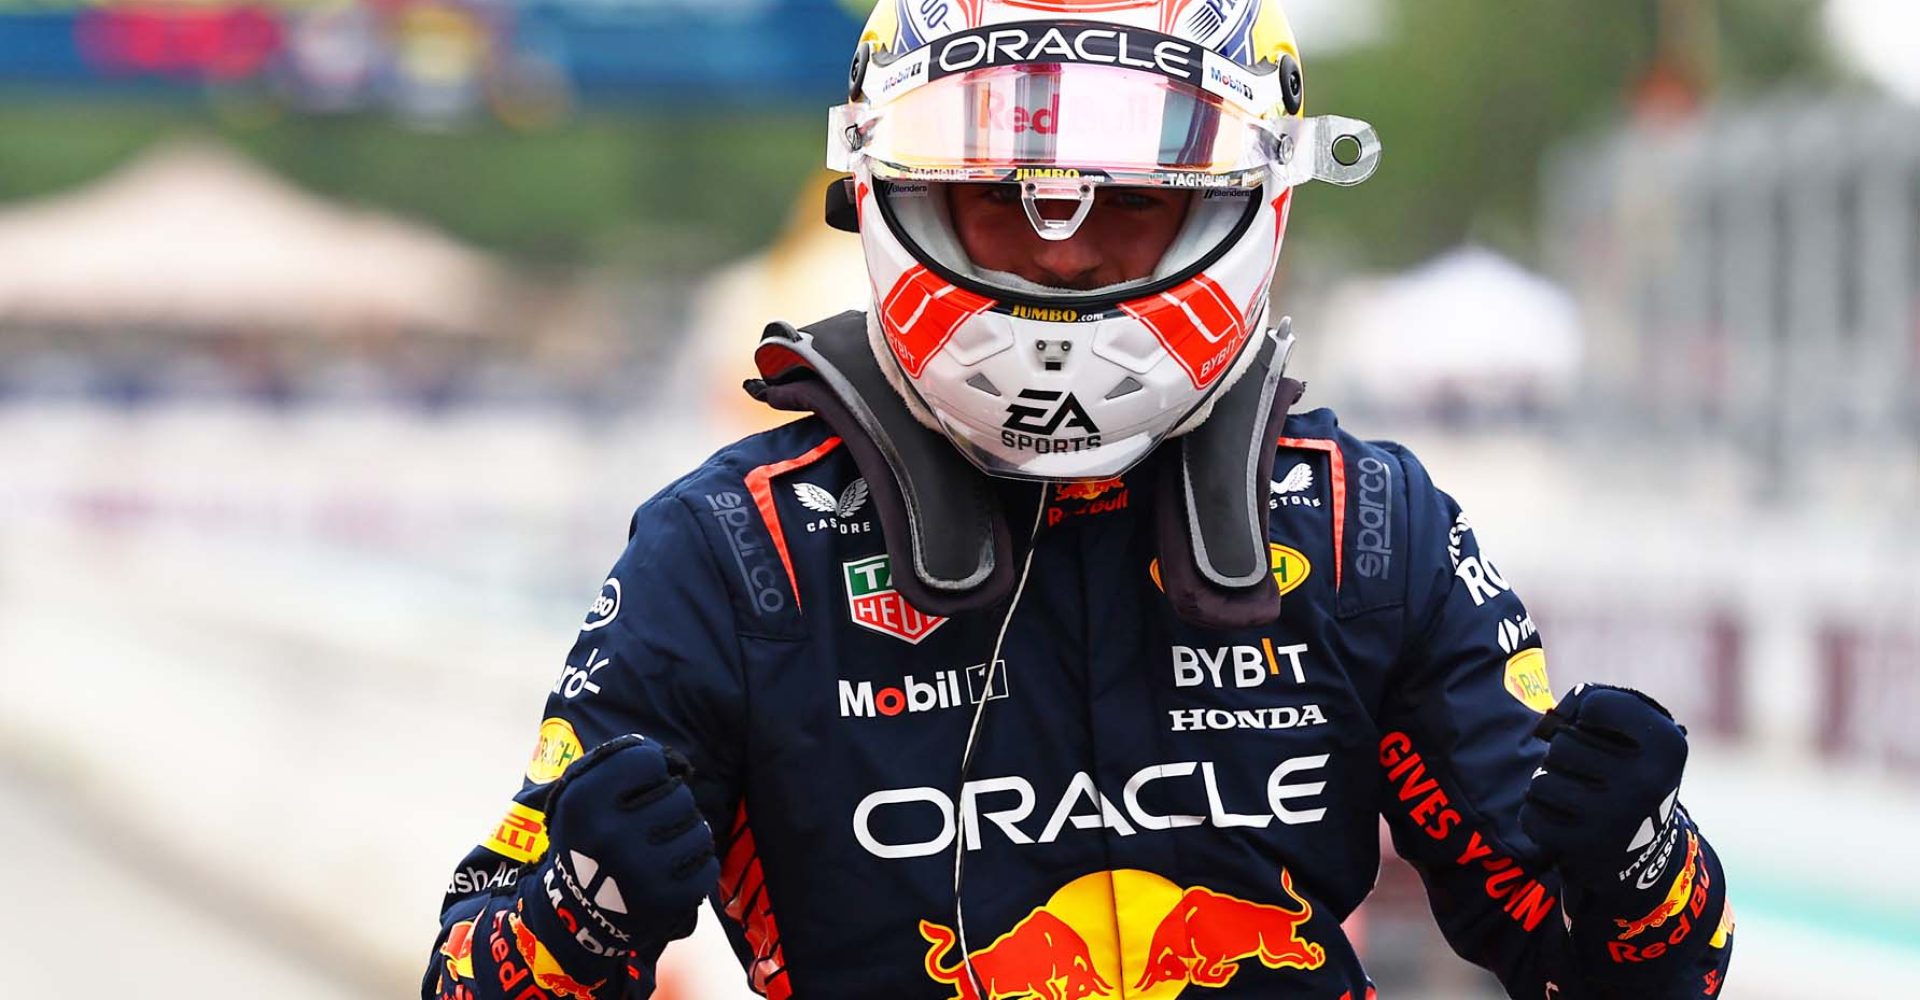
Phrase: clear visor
[{"left": 848, "top": 62, "right": 1278, "bottom": 185}]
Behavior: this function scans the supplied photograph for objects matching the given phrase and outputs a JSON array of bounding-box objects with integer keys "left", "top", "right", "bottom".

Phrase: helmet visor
[{"left": 850, "top": 62, "right": 1279, "bottom": 185}]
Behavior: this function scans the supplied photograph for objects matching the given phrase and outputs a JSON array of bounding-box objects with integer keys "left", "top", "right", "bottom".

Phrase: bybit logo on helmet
[{"left": 1002, "top": 389, "right": 1102, "bottom": 453}]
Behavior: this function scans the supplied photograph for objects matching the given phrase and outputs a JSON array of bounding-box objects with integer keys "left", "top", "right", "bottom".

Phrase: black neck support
[{"left": 744, "top": 311, "right": 1304, "bottom": 630}]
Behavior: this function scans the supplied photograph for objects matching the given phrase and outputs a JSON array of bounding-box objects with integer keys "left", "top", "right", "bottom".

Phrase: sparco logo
[
  {"left": 852, "top": 755, "right": 1331, "bottom": 859},
  {"left": 706, "top": 492, "right": 787, "bottom": 614},
  {"left": 839, "top": 661, "right": 1008, "bottom": 718},
  {"left": 1003, "top": 389, "right": 1102, "bottom": 454},
  {"left": 581, "top": 578, "right": 620, "bottom": 631},
  {"left": 928, "top": 22, "right": 1202, "bottom": 86},
  {"left": 1355, "top": 456, "right": 1393, "bottom": 579}
]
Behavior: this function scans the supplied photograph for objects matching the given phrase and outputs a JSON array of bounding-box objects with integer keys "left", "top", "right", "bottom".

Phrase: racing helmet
[{"left": 828, "top": 0, "right": 1380, "bottom": 481}]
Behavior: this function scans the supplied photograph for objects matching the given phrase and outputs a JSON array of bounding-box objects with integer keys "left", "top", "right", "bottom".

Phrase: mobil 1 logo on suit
[{"left": 839, "top": 661, "right": 1009, "bottom": 719}]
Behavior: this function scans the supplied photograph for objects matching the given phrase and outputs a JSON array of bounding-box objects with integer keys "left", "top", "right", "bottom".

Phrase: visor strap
[{"left": 1020, "top": 178, "right": 1096, "bottom": 242}]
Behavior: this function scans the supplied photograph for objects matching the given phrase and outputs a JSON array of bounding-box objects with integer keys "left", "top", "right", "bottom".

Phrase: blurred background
[{"left": 0, "top": 0, "right": 1914, "bottom": 996}]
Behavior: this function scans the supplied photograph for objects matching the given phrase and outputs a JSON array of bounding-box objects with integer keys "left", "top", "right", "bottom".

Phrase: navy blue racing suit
[{"left": 426, "top": 406, "right": 1733, "bottom": 999}]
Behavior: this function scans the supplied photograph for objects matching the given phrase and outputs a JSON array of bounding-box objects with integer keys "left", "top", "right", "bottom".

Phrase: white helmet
[{"left": 828, "top": 0, "right": 1379, "bottom": 481}]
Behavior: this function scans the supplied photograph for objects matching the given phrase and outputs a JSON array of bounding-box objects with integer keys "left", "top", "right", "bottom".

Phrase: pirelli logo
[{"left": 485, "top": 801, "right": 548, "bottom": 863}]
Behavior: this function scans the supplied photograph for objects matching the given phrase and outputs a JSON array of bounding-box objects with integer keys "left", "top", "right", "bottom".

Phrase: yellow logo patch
[
  {"left": 525, "top": 717, "right": 584, "bottom": 784},
  {"left": 1503, "top": 648, "right": 1555, "bottom": 713},
  {"left": 1149, "top": 544, "right": 1312, "bottom": 596},
  {"left": 484, "top": 801, "right": 549, "bottom": 863},
  {"left": 1267, "top": 544, "right": 1311, "bottom": 596}
]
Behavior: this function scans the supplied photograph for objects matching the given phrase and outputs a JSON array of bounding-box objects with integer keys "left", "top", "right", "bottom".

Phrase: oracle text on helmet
[{"left": 931, "top": 24, "right": 1202, "bottom": 85}]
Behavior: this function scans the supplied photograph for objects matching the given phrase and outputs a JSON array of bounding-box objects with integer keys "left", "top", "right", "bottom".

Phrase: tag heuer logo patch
[{"left": 843, "top": 554, "right": 947, "bottom": 643}]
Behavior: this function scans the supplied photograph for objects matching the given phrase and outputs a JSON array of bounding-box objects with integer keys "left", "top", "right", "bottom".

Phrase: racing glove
[
  {"left": 1520, "top": 683, "right": 1690, "bottom": 892},
  {"left": 1520, "top": 683, "right": 1731, "bottom": 989},
  {"left": 513, "top": 735, "right": 719, "bottom": 978}
]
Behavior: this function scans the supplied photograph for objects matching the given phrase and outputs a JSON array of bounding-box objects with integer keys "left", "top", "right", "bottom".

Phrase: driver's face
[{"left": 947, "top": 184, "right": 1194, "bottom": 292}]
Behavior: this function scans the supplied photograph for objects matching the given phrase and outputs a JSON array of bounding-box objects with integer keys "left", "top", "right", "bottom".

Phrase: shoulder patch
[
  {"left": 1337, "top": 435, "right": 1414, "bottom": 618},
  {"left": 659, "top": 420, "right": 842, "bottom": 636},
  {"left": 740, "top": 436, "right": 846, "bottom": 613},
  {"left": 1272, "top": 434, "right": 1347, "bottom": 592}
]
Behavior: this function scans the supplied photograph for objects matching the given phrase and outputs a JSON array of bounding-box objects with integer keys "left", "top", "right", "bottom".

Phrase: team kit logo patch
[
  {"left": 844, "top": 554, "right": 949, "bottom": 643},
  {"left": 1270, "top": 462, "right": 1321, "bottom": 508},
  {"left": 795, "top": 478, "right": 873, "bottom": 534},
  {"left": 1151, "top": 544, "right": 1311, "bottom": 598}
]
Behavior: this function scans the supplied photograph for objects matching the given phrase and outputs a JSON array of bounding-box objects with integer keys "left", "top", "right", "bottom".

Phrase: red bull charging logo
[
  {"left": 440, "top": 918, "right": 477, "bottom": 983},
  {"left": 919, "top": 868, "right": 1325, "bottom": 999}
]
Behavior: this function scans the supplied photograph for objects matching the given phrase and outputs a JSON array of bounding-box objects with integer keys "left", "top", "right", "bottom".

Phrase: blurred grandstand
[{"left": 0, "top": 2, "right": 1915, "bottom": 998}]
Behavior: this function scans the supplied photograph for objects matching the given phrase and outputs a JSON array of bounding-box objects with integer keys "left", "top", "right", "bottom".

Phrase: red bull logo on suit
[{"left": 919, "top": 867, "right": 1325, "bottom": 998}]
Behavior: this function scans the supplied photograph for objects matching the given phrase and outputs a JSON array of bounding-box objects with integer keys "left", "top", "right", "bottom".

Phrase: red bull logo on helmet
[{"left": 920, "top": 867, "right": 1325, "bottom": 998}]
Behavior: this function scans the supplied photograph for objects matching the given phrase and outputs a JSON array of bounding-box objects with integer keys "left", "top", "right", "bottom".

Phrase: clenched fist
[
  {"left": 516, "top": 735, "right": 720, "bottom": 960},
  {"left": 1519, "top": 684, "right": 1690, "bottom": 894}
]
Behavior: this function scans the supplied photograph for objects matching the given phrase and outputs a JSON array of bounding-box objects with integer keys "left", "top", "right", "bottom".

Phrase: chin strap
[{"left": 744, "top": 312, "right": 1305, "bottom": 629}]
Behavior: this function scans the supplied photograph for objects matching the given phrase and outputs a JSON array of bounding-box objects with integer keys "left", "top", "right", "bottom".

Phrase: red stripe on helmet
[
  {"left": 1118, "top": 273, "right": 1250, "bottom": 390},
  {"left": 878, "top": 264, "right": 995, "bottom": 378}
]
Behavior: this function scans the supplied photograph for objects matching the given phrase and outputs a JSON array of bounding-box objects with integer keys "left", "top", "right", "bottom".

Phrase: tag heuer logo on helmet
[
  {"left": 1002, "top": 389, "right": 1103, "bottom": 454},
  {"left": 794, "top": 479, "right": 873, "bottom": 535},
  {"left": 1270, "top": 462, "right": 1321, "bottom": 509},
  {"left": 844, "top": 555, "right": 948, "bottom": 643}
]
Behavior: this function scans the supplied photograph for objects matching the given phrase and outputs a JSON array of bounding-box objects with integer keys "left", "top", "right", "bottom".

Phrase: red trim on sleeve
[
  {"left": 742, "top": 436, "right": 845, "bottom": 614},
  {"left": 720, "top": 803, "right": 793, "bottom": 1000},
  {"left": 1273, "top": 436, "right": 1346, "bottom": 592}
]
